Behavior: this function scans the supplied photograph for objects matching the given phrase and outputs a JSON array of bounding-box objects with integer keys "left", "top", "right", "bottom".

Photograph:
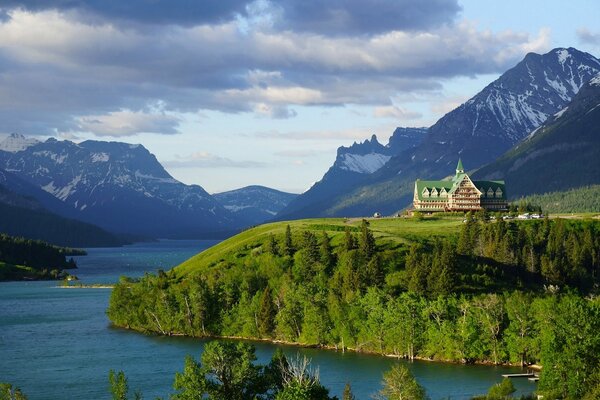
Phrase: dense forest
[
  {"left": 0, "top": 233, "right": 84, "bottom": 280},
  {"left": 512, "top": 185, "right": 600, "bottom": 214},
  {"left": 108, "top": 217, "right": 600, "bottom": 399}
]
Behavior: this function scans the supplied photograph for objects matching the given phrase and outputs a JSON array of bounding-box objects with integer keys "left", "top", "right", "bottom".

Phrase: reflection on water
[{"left": 0, "top": 240, "right": 536, "bottom": 399}]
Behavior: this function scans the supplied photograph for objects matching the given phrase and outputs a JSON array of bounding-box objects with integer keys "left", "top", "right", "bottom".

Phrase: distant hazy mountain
[
  {"left": 277, "top": 128, "right": 426, "bottom": 219},
  {"left": 0, "top": 170, "right": 125, "bottom": 247},
  {"left": 213, "top": 186, "right": 298, "bottom": 226},
  {"left": 277, "top": 47, "right": 600, "bottom": 218},
  {"left": 0, "top": 136, "right": 237, "bottom": 238},
  {"left": 474, "top": 72, "right": 600, "bottom": 197}
]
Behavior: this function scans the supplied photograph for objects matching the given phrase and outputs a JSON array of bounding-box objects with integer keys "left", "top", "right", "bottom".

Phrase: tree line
[{"left": 108, "top": 219, "right": 600, "bottom": 399}]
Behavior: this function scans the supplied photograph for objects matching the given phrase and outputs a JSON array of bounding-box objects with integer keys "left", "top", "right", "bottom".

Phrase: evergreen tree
[
  {"left": 283, "top": 225, "right": 294, "bottom": 257},
  {"left": 266, "top": 234, "right": 280, "bottom": 256},
  {"left": 359, "top": 219, "right": 376, "bottom": 260},
  {"left": 319, "top": 232, "right": 336, "bottom": 272},
  {"left": 257, "top": 286, "right": 276, "bottom": 338},
  {"left": 302, "top": 231, "right": 320, "bottom": 265},
  {"left": 344, "top": 227, "right": 357, "bottom": 251}
]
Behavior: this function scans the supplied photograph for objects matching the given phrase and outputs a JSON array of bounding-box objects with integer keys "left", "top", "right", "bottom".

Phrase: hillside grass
[{"left": 175, "top": 215, "right": 464, "bottom": 276}]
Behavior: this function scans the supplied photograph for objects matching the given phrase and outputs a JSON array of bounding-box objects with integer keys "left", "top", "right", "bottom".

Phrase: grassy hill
[{"left": 175, "top": 216, "right": 464, "bottom": 276}]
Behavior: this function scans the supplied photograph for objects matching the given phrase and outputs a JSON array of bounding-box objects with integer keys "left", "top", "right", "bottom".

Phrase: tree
[
  {"left": 257, "top": 286, "right": 276, "bottom": 338},
  {"left": 283, "top": 225, "right": 295, "bottom": 257},
  {"left": 344, "top": 227, "right": 357, "bottom": 251},
  {"left": 200, "top": 341, "right": 262, "bottom": 400},
  {"left": 319, "top": 232, "right": 336, "bottom": 272},
  {"left": 377, "top": 364, "right": 427, "bottom": 400},
  {"left": 359, "top": 219, "right": 376, "bottom": 260},
  {"left": 108, "top": 370, "right": 141, "bottom": 400},
  {"left": 172, "top": 356, "right": 207, "bottom": 400},
  {"left": 275, "top": 355, "right": 333, "bottom": 400},
  {"left": 487, "top": 378, "right": 515, "bottom": 399},
  {"left": 343, "top": 383, "right": 356, "bottom": 400},
  {"left": 0, "top": 383, "right": 28, "bottom": 400},
  {"left": 266, "top": 235, "right": 280, "bottom": 256}
]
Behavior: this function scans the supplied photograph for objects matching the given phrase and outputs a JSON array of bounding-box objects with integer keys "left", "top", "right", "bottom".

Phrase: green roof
[
  {"left": 414, "top": 176, "right": 506, "bottom": 201},
  {"left": 456, "top": 158, "right": 464, "bottom": 172}
]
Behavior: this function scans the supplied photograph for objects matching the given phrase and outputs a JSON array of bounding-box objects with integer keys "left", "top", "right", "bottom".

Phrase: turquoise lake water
[{"left": 0, "top": 240, "right": 537, "bottom": 399}]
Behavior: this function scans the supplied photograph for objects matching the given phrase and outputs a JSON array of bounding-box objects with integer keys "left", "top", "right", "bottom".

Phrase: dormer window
[
  {"left": 422, "top": 188, "right": 430, "bottom": 197},
  {"left": 487, "top": 188, "right": 494, "bottom": 197},
  {"left": 440, "top": 188, "right": 447, "bottom": 197},
  {"left": 431, "top": 188, "right": 438, "bottom": 197},
  {"left": 495, "top": 188, "right": 503, "bottom": 198}
]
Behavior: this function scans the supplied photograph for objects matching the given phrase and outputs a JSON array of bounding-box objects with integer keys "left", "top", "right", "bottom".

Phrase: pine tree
[
  {"left": 257, "top": 287, "right": 276, "bottom": 337},
  {"left": 319, "top": 232, "right": 335, "bottom": 272},
  {"left": 359, "top": 219, "right": 376, "bottom": 260},
  {"left": 283, "top": 225, "right": 294, "bottom": 257},
  {"left": 344, "top": 227, "right": 357, "bottom": 251},
  {"left": 266, "top": 234, "right": 280, "bottom": 256}
]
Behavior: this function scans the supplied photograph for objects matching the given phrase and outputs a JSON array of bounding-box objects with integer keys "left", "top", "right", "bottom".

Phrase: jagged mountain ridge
[
  {"left": 473, "top": 72, "right": 600, "bottom": 197},
  {"left": 213, "top": 185, "right": 298, "bottom": 226},
  {"left": 278, "top": 127, "right": 426, "bottom": 219},
  {"left": 277, "top": 47, "right": 600, "bottom": 218},
  {"left": 0, "top": 137, "right": 237, "bottom": 238}
]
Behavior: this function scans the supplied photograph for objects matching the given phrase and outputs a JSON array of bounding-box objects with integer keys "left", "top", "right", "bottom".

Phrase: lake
[{"left": 0, "top": 240, "right": 536, "bottom": 399}]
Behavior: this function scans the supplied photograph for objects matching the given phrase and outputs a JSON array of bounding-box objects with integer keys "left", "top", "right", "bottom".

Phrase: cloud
[
  {"left": 267, "top": 0, "right": 461, "bottom": 35},
  {"left": 75, "top": 109, "right": 180, "bottom": 137},
  {"left": 163, "top": 152, "right": 267, "bottom": 169},
  {"left": 577, "top": 28, "right": 600, "bottom": 45},
  {"left": 0, "top": 8, "right": 555, "bottom": 136},
  {"left": 255, "top": 128, "right": 380, "bottom": 141},
  {"left": 0, "top": 0, "right": 250, "bottom": 26},
  {"left": 253, "top": 103, "right": 297, "bottom": 119},
  {"left": 373, "top": 105, "right": 422, "bottom": 120}
]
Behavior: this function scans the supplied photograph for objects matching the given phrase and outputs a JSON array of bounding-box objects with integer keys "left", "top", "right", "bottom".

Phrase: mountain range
[
  {"left": 474, "top": 72, "right": 600, "bottom": 197},
  {"left": 276, "top": 47, "right": 600, "bottom": 218},
  {"left": 213, "top": 186, "right": 297, "bottom": 226},
  {"left": 0, "top": 136, "right": 237, "bottom": 239}
]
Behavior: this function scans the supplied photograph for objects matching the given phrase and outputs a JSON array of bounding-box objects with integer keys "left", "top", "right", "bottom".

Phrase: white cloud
[
  {"left": 163, "top": 152, "right": 267, "bottom": 168},
  {"left": 373, "top": 105, "right": 422, "bottom": 120},
  {"left": 76, "top": 109, "right": 180, "bottom": 137}
]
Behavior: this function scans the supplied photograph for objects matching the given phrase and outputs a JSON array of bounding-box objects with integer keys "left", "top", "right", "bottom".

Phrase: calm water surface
[{"left": 0, "top": 240, "right": 536, "bottom": 399}]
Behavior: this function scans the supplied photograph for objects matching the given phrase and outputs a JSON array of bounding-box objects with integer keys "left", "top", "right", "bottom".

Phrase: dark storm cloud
[
  {"left": 270, "top": 0, "right": 461, "bottom": 35},
  {"left": 0, "top": 0, "right": 250, "bottom": 26}
]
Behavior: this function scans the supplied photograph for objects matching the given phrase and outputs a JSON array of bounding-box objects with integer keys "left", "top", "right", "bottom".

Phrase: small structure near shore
[{"left": 413, "top": 159, "right": 508, "bottom": 212}]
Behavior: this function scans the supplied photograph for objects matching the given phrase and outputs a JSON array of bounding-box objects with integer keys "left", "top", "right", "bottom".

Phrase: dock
[{"left": 501, "top": 373, "right": 536, "bottom": 378}]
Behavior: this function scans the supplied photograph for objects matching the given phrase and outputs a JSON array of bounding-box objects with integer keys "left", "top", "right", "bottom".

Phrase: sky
[{"left": 0, "top": 0, "right": 598, "bottom": 194}]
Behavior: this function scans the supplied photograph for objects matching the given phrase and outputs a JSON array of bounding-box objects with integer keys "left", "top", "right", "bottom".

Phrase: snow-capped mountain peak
[{"left": 0, "top": 133, "right": 40, "bottom": 153}]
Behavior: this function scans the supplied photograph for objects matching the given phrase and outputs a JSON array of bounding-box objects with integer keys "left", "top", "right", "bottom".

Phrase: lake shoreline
[{"left": 110, "top": 323, "right": 540, "bottom": 370}]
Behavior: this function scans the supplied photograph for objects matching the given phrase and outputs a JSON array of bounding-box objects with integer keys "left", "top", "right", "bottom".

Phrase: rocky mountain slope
[
  {"left": 277, "top": 47, "right": 600, "bottom": 218},
  {"left": 213, "top": 185, "right": 297, "bottom": 226},
  {"left": 278, "top": 128, "right": 426, "bottom": 219},
  {"left": 473, "top": 73, "right": 600, "bottom": 197},
  {"left": 0, "top": 135, "right": 237, "bottom": 238}
]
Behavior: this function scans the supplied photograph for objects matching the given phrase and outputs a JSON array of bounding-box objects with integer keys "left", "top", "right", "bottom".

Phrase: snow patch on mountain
[
  {"left": 554, "top": 106, "right": 569, "bottom": 119},
  {"left": 91, "top": 152, "right": 109, "bottom": 162},
  {"left": 339, "top": 152, "right": 391, "bottom": 174},
  {"left": 590, "top": 73, "right": 600, "bottom": 87},
  {"left": 0, "top": 133, "right": 40, "bottom": 153}
]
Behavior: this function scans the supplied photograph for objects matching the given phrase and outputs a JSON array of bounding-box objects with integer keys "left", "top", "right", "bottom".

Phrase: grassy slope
[{"left": 175, "top": 216, "right": 464, "bottom": 276}]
